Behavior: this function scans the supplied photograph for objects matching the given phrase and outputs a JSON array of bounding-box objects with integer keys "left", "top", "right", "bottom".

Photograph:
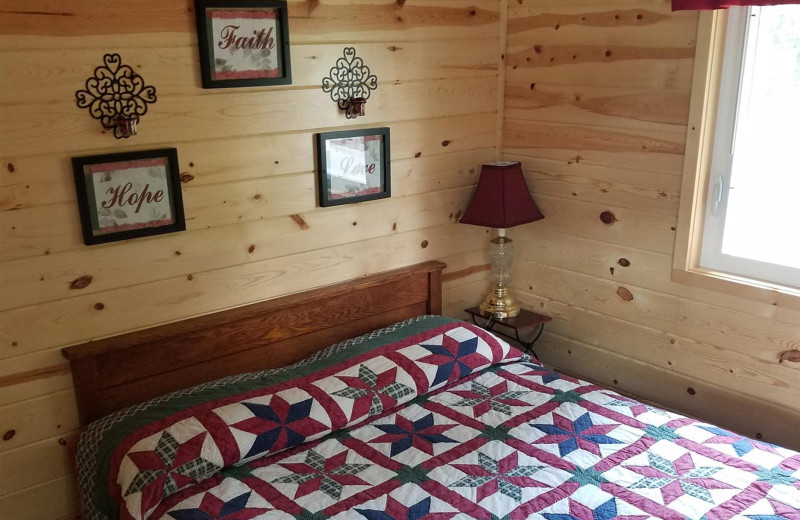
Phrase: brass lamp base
[{"left": 479, "top": 283, "right": 520, "bottom": 319}]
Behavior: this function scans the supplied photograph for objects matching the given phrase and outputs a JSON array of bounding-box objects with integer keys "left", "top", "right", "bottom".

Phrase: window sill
[{"left": 671, "top": 266, "right": 800, "bottom": 311}]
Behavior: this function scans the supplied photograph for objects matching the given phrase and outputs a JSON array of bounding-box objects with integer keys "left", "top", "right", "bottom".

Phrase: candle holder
[
  {"left": 321, "top": 47, "right": 377, "bottom": 119},
  {"left": 75, "top": 53, "right": 157, "bottom": 139}
]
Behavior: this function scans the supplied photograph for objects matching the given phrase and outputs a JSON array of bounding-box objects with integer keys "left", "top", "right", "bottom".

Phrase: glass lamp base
[{"left": 479, "top": 283, "right": 520, "bottom": 318}]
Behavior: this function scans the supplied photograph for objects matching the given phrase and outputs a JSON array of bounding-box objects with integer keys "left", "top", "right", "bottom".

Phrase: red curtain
[{"left": 674, "top": 0, "right": 799, "bottom": 10}]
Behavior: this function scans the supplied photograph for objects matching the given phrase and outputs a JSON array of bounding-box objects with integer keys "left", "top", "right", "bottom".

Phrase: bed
[{"left": 63, "top": 262, "right": 800, "bottom": 520}]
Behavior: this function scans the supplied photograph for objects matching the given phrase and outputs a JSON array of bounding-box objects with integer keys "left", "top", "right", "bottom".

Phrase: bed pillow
[{"left": 76, "top": 316, "right": 527, "bottom": 520}]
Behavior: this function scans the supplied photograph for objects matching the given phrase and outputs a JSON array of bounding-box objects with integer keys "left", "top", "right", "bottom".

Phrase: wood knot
[
  {"left": 687, "top": 387, "right": 696, "bottom": 395},
  {"left": 414, "top": 152, "right": 422, "bottom": 158},
  {"left": 616, "top": 287, "right": 634, "bottom": 301},
  {"left": 2, "top": 430, "right": 14, "bottom": 441},
  {"left": 70, "top": 275, "right": 93, "bottom": 290},
  {"left": 441, "top": 140, "right": 451, "bottom": 147},
  {"left": 421, "top": 240, "right": 429, "bottom": 249},
  {"left": 600, "top": 211, "right": 617, "bottom": 225},
  {"left": 617, "top": 258, "right": 631, "bottom": 267},
  {"left": 779, "top": 350, "right": 800, "bottom": 364},
  {"left": 58, "top": 438, "right": 67, "bottom": 446},
  {"left": 6, "top": 163, "right": 14, "bottom": 173},
  {"left": 248, "top": 244, "right": 255, "bottom": 253},
  {"left": 179, "top": 173, "right": 195, "bottom": 183},
  {"left": 290, "top": 214, "right": 310, "bottom": 230},
  {"left": 94, "top": 302, "right": 105, "bottom": 310}
]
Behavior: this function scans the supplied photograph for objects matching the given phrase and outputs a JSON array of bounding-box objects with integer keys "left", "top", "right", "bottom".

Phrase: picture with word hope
[{"left": 85, "top": 159, "right": 175, "bottom": 237}]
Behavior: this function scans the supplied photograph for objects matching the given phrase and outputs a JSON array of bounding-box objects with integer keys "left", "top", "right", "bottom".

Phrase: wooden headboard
[{"left": 62, "top": 261, "right": 446, "bottom": 425}]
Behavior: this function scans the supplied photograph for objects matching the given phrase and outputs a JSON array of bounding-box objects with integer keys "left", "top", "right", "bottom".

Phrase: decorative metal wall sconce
[
  {"left": 321, "top": 47, "right": 377, "bottom": 119},
  {"left": 75, "top": 54, "right": 157, "bottom": 139}
]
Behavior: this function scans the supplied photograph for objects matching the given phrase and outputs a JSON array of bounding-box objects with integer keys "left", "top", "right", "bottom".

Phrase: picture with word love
[
  {"left": 317, "top": 127, "right": 391, "bottom": 207},
  {"left": 72, "top": 148, "right": 186, "bottom": 245},
  {"left": 196, "top": 0, "right": 291, "bottom": 89}
]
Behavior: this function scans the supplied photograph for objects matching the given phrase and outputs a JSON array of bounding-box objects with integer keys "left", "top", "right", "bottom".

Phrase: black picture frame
[
  {"left": 316, "top": 127, "right": 391, "bottom": 207},
  {"left": 195, "top": 0, "right": 292, "bottom": 89},
  {"left": 71, "top": 148, "right": 186, "bottom": 245}
]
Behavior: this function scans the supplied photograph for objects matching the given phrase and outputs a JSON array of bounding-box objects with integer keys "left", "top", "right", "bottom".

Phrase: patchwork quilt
[{"left": 76, "top": 316, "right": 800, "bottom": 520}]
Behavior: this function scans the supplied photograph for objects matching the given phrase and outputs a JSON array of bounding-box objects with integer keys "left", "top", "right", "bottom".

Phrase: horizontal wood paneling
[
  {"left": 1, "top": 202, "right": 482, "bottom": 359},
  {"left": 0, "top": 1, "right": 501, "bottom": 517},
  {"left": 515, "top": 228, "right": 800, "bottom": 322},
  {"left": 0, "top": 433, "right": 76, "bottom": 495},
  {"left": 0, "top": 75, "right": 497, "bottom": 158},
  {"left": 0, "top": 390, "right": 78, "bottom": 453},
  {"left": 0, "top": 0, "right": 500, "bottom": 42},
  {"left": 1, "top": 113, "right": 495, "bottom": 210},
  {"left": 515, "top": 271, "right": 800, "bottom": 410},
  {"left": 0, "top": 475, "right": 78, "bottom": 520},
  {"left": 531, "top": 193, "right": 677, "bottom": 254},
  {"left": 504, "top": 0, "right": 800, "bottom": 449},
  {"left": 514, "top": 156, "right": 681, "bottom": 215},
  {"left": 1, "top": 158, "right": 485, "bottom": 312},
  {"left": 0, "top": 41, "right": 499, "bottom": 105}
]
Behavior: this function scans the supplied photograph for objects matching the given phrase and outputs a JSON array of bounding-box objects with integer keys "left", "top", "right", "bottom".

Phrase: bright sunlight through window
[{"left": 700, "top": 4, "right": 800, "bottom": 289}]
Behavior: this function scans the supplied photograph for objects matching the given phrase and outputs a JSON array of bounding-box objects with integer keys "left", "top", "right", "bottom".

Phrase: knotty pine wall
[
  {"left": 0, "top": 1, "right": 501, "bottom": 517},
  {"left": 503, "top": 0, "right": 800, "bottom": 449}
]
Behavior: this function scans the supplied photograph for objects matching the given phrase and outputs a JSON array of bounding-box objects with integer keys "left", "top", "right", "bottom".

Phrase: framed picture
[
  {"left": 316, "top": 127, "right": 391, "bottom": 207},
  {"left": 195, "top": 0, "right": 291, "bottom": 89},
  {"left": 72, "top": 148, "right": 186, "bottom": 245}
]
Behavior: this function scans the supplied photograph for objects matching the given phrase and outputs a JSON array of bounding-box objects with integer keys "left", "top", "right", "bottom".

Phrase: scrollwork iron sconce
[
  {"left": 75, "top": 53, "right": 157, "bottom": 139},
  {"left": 321, "top": 47, "right": 377, "bottom": 119}
]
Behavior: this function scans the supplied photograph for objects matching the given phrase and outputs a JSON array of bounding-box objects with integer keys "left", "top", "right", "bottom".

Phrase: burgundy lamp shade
[{"left": 460, "top": 162, "right": 544, "bottom": 229}]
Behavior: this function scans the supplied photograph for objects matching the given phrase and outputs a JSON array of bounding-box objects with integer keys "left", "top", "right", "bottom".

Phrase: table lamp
[{"left": 460, "top": 161, "right": 544, "bottom": 318}]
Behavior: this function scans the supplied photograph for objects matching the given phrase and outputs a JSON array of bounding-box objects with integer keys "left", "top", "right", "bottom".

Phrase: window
[{"left": 698, "top": 5, "right": 800, "bottom": 289}]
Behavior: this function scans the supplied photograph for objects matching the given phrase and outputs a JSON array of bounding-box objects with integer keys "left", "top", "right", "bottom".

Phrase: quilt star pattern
[
  {"left": 145, "top": 358, "right": 800, "bottom": 520},
  {"left": 79, "top": 317, "right": 800, "bottom": 520},
  {"left": 104, "top": 321, "right": 516, "bottom": 520}
]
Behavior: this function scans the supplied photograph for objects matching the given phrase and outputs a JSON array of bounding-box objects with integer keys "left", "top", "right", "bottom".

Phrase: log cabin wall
[
  {"left": 503, "top": 0, "right": 800, "bottom": 449},
  {"left": 0, "top": 1, "right": 501, "bottom": 517}
]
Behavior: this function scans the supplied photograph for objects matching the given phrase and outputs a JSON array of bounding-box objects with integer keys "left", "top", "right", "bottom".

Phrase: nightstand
[{"left": 465, "top": 307, "right": 552, "bottom": 358}]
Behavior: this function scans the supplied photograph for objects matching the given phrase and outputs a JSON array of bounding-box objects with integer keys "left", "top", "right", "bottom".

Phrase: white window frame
[
  {"left": 673, "top": 9, "right": 800, "bottom": 305},
  {"left": 698, "top": 6, "right": 800, "bottom": 289}
]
